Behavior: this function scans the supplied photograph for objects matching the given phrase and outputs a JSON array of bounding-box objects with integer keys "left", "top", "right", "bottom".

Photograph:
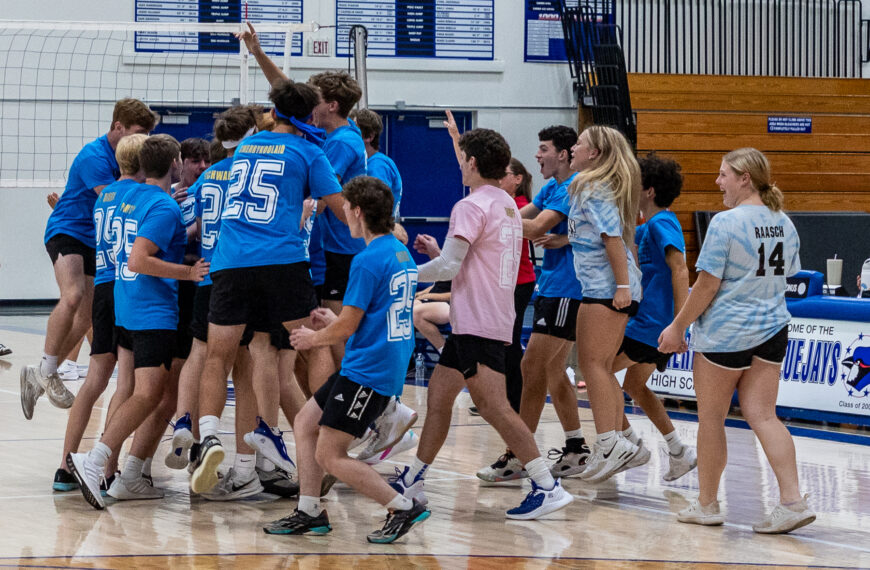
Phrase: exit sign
[{"left": 308, "top": 39, "right": 330, "bottom": 57}]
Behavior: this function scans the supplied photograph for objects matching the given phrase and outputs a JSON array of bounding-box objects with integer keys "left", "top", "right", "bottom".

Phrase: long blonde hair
[
  {"left": 722, "top": 148, "right": 784, "bottom": 211},
  {"left": 568, "top": 125, "right": 641, "bottom": 247}
]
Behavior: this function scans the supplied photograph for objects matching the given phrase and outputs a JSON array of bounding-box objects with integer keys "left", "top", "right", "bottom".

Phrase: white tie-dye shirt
[
  {"left": 692, "top": 204, "right": 801, "bottom": 352},
  {"left": 567, "top": 181, "right": 642, "bottom": 301}
]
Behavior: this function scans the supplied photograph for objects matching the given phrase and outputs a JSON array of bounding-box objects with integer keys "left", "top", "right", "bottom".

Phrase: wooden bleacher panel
[{"left": 627, "top": 73, "right": 870, "bottom": 281}]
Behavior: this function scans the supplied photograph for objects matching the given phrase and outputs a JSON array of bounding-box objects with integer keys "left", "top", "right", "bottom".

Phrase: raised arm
[{"left": 236, "top": 22, "right": 288, "bottom": 87}]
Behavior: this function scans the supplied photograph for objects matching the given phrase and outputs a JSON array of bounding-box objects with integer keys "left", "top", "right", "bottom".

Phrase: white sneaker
[
  {"left": 388, "top": 466, "right": 428, "bottom": 506},
  {"left": 66, "top": 452, "right": 105, "bottom": 509},
  {"left": 57, "top": 360, "right": 79, "bottom": 381},
  {"left": 108, "top": 475, "right": 165, "bottom": 500},
  {"left": 165, "top": 414, "right": 194, "bottom": 470},
  {"left": 361, "top": 430, "right": 418, "bottom": 465},
  {"left": 243, "top": 418, "right": 297, "bottom": 476},
  {"left": 580, "top": 438, "right": 638, "bottom": 483},
  {"left": 677, "top": 499, "right": 725, "bottom": 525},
  {"left": 356, "top": 399, "right": 418, "bottom": 461},
  {"left": 20, "top": 366, "right": 44, "bottom": 420},
  {"left": 613, "top": 438, "right": 651, "bottom": 475},
  {"left": 753, "top": 495, "right": 816, "bottom": 534},
  {"left": 32, "top": 365, "right": 74, "bottom": 409},
  {"left": 476, "top": 451, "right": 528, "bottom": 482},
  {"left": 506, "top": 479, "right": 574, "bottom": 520},
  {"left": 663, "top": 444, "right": 697, "bottom": 482},
  {"left": 202, "top": 468, "right": 264, "bottom": 501}
]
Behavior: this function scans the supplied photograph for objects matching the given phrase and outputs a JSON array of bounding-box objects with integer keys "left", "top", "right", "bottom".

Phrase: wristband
[{"left": 615, "top": 284, "right": 630, "bottom": 289}]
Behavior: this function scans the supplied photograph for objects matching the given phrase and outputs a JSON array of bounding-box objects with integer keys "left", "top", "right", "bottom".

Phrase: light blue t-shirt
[
  {"left": 625, "top": 211, "right": 685, "bottom": 348},
  {"left": 692, "top": 205, "right": 800, "bottom": 352},
  {"left": 211, "top": 131, "right": 342, "bottom": 272},
  {"left": 113, "top": 184, "right": 186, "bottom": 331},
  {"left": 192, "top": 157, "right": 234, "bottom": 286},
  {"left": 340, "top": 235, "right": 418, "bottom": 397},
  {"left": 532, "top": 173, "right": 583, "bottom": 300},
  {"left": 93, "top": 178, "right": 137, "bottom": 286},
  {"left": 45, "top": 135, "right": 119, "bottom": 247},
  {"left": 567, "top": 182, "right": 642, "bottom": 301},
  {"left": 367, "top": 151, "right": 403, "bottom": 219},
  {"left": 318, "top": 121, "right": 367, "bottom": 255}
]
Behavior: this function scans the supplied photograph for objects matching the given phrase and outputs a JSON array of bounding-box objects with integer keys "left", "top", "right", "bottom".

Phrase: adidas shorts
[
  {"left": 532, "top": 296, "right": 581, "bottom": 341},
  {"left": 314, "top": 372, "right": 391, "bottom": 438}
]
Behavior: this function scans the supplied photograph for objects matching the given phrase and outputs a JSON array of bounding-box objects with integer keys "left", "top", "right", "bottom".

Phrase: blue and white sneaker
[
  {"left": 388, "top": 466, "right": 428, "bottom": 506},
  {"left": 505, "top": 479, "right": 573, "bottom": 520},
  {"left": 243, "top": 417, "right": 297, "bottom": 476},
  {"left": 165, "top": 412, "right": 194, "bottom": 470}
]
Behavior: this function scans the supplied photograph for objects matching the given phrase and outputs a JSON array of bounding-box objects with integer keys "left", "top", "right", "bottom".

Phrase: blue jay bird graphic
[{"left": 842, "top": 346, "right": 870, "bottom": 392}]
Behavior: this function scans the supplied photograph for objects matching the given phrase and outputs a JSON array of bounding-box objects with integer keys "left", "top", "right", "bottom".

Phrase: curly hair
[{"left": 638, "top": 152, "right": 683, "bottom": 208}]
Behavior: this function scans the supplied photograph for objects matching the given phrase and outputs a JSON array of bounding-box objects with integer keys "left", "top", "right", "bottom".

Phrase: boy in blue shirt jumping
[{"left": 264, "top": 176, "right": 429, "bottom": 544}]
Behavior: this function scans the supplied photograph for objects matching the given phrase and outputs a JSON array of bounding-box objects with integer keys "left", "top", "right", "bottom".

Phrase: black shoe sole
[{"left": 367, "top": 509, "right": 431, "bottom": 544}]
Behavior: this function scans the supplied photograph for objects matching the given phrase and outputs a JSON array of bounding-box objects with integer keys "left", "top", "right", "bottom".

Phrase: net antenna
[
  {"left": 349, "top": 25, "right": 369, "bottom": 110},
  {"left": 0, "top": 19, "right": 318, "bottom": 188}
]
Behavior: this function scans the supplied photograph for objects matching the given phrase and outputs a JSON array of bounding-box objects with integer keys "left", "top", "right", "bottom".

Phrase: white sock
[
  {"left": 564, "top": 428, "right": 583, "bottom": 442},
  {"left": 234, "top": 453, "right": 256, "bottom": 480},
  {"left": 257, "top": 455, "right": 276, "bottom": 471},
  {"left": 663, "top": 430, "right": 683, "bottom": 455},
  {"left": 525, "top": 456, "right": 556, "bottom": 490},
  {"left": 596, "top": 430, "right": 618, "bottom": 451},
  {"left": 386, "top": 493, "right": 413, "bottom": 511},
  {"left": 409, "top": 457, "right": 429, "bottom": 482},
  {"left": 121, "top": 455, "right": 144, "bottom": 480},
  {"left": 622, "top": 426, "right": 640, "bottom": 446},
  {"left": 199, "top": 415, "right": 220, "bottom": 439},
  {"left": 89, "top": 442, "right": 112, "bottom": 469},
  {"left": 40, "top": 354, "right": 58, "bottom": 377},
  {"left": 298, "top": 495, "right": 321, "bottom": 517}
]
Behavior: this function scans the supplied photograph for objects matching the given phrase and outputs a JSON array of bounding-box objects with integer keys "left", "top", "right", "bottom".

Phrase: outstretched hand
[
  {"left": 443, "top": 109, "right": 460, "bottom": 142},
  {"left": 235, "top": 22, "right": 262, "bottom": 53}
]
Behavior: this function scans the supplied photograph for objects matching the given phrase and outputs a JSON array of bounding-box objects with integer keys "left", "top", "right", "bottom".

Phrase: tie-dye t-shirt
[
  {"left": 692, "top": 204, "right": 801, "bottom": 352},
  {"left": 567, "top": 182, "right": 642, "bottom": 301}
]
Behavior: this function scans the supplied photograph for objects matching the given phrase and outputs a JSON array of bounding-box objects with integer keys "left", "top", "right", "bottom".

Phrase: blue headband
[{"left": 274, "top": 108, "right": 326, "bottom": 146}]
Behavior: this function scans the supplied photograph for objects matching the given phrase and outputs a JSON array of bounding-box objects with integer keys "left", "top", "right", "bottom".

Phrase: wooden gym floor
[{"left": 1, "top": 314, "right": 869, "bottom": 569}]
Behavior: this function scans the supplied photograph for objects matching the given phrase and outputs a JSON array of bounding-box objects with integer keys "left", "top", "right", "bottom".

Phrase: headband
[
  {"left": 274, "top": 108, "right": 326, "bottom": 146},
  {"left": 221, "top": 126, "right": 257, "bottom": 149}
]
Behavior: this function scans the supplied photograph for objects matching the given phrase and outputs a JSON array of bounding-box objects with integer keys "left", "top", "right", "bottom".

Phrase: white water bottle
[
  {"left": 861, "top": 258, "right": 870, "bottom": 297},
  {"left": 415, "top": 353, "right": 426, "bottom": 386}
]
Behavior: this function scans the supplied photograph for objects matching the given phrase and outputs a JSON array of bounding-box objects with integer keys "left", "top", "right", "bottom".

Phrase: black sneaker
[
  {"left": 53, "top": 468, "right": 79, "bottom": 492},
  {"left": 367, "top": 499, "right": 431, "bottom": 544},
  {"left": 190, "top": 435, "right": 225, "bottom": 494},
  {"left": 257, "top": 466, "right": 300, "bottom": 498},
  {"left": 100, "top": 472, "right": 117, "bottom": 497},
  {"left": 263, "top": 509, "right": 332, "bottom": 535}
]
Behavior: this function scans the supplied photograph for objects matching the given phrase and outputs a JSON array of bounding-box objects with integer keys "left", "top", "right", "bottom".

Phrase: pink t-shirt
[{"left": 447, "top": 184, "right": 522, "bottom": 343}]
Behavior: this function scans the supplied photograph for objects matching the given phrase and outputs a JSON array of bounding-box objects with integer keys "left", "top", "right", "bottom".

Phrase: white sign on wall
[{"left": 644, "top": 318, "right": 870, "bottom": 418}]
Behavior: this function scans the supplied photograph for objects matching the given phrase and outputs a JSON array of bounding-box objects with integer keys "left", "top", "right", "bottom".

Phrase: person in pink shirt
[{"left": 390, "top": 113, "right": 573, "bottom": 520}]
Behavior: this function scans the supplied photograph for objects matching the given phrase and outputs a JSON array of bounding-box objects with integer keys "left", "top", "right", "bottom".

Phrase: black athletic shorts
[
  {"left": 618, "top": 335, "right": 671, "bottom": 372},
  {"left": 322, "top": 250, "right": 356, "bottom": 301},
  {"left": 701, "top": 326, "right": 789, "bottom": 371},
  {"left": 45, "top": 233, "right": 96, "bottom": 277},
  {"left": 581, "top": 297, "right": 640, "bottom": 317},
  {"left": 438, "top": 333, "right": 506, "bottom": 379},
  {"left": 209, "top": 263, "right": 317, "bottom": 331},
  {"left": 532, "top": 296, "right": 581, "bottom": 341},
  {"left": 174, "top": 280, "right": 197, "bottom": 360},
  {"left": 90, "top": 281, "right": 117, "bottom": 356},
  {"left": 116, "top": 327, "right": 175, "bottom": 370},
  {"left": 190, "top": 285, "right": 254, "bottom": 346},
  {"left": 270, "top": 327, "right": 294, "bottom": 351},
  {"left": 314, "top": 372, "right": 391, "bottom": 438}
]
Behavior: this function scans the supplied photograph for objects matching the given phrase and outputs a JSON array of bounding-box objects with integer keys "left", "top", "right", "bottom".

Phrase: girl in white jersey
[
  {"left": 659, "top": 148, "right": 815, "bottom": 534},
  {"left": 566, "top": 126, "right": 643, "bottom": 483}
]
